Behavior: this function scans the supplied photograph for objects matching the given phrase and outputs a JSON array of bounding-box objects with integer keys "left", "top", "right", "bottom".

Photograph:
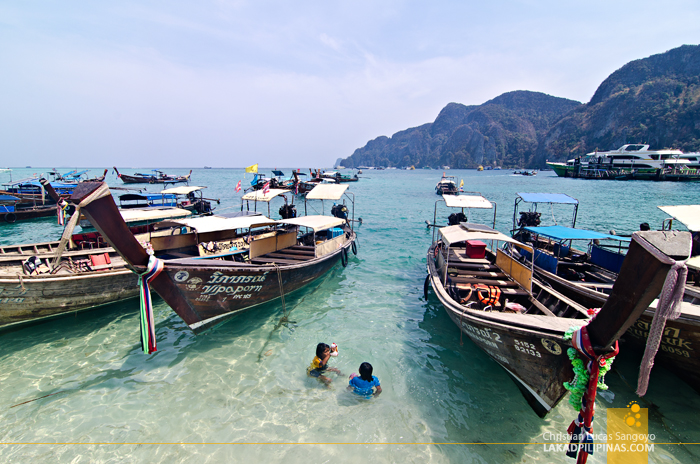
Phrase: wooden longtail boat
[
  {"left": 0, "top": 194, "right": 59, "bottom": 223},
  {"left": 425, "top": 222, "right": 690, "bottom": 416},
  {"left": 530, "top": 205, "right": 700, "bottom": 393},
  {"left": 113, "top": 167, "right": 192, "bottom": 184},
  {"left": 69, "top": 182, "right": 357, "bottom": 334}
]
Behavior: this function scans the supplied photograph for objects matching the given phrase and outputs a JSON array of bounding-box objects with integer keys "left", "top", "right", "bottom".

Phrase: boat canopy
[
  {"left": 272, "top": 170, "right": 285, "bottom": 176},
  {"left": 517, "top": 193, "right": 578, "bottom": 205},
  {"left": 160, "top": 186, "right": 206, "bottom": 195},
  {"left": 241, "top": 188, "right": 291, "bottom": 202},
  {"left": 658, "top": 205, "right": 700, "bottom": 232},
  {"left": 0, "top": 194, "right": 20, "bottom": 202},
  {"left": 156, "top": 214, "right": 276, "bottom": 233},
  {"left": 440, "top": 223, "right": 532, "bottom": 252},
  {"left": 523, "top": 225, "right": 630, "bottom": 242},
  {"left": 305, "top": 184, "right": 349, "bottom": 200},
  {"left": 443, "top": 194, "right": 492, "bottom": 209},
  {"left": 120, "top": 193, "right": 177, "bottom": 202},
  {"left": 119, "top": 207, "right": 192, "bottom": 223},
  {"left": 276, "top": 215, "right": 346, "bottom": 232}
]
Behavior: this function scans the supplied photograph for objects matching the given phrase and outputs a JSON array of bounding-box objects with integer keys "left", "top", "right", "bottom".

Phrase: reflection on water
[{"left": 0, "top": 168, "right": 699, "bottom": 463}]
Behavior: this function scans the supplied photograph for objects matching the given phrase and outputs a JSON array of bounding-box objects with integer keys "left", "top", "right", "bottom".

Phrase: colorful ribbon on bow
[
  {"left": 138, "top": 254, "right": 164, "bottom": 354},
  {"left": 564, "top": 326, "right": 619, "bottom": 463},
  {"left": 57, "top": 199, "right": 68, "bottom": 226}
]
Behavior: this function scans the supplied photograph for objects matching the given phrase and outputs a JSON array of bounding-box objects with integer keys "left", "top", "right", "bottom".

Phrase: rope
[
  {"left": 51, "top": 183, "right": 112, "bottom": 269},
  {"left": 137, "top": 254, "right": 164, "bottom": 354},
  {"left": 274, "top": 264, "right": 287, "bottom": 319},
  {"left": 631, "top": 233, "right": 688, "bottom": 396}
]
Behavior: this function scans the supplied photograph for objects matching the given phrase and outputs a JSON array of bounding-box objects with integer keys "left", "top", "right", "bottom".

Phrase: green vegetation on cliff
[{"left": 341, "top": 44, "right": 700, "bottom": 169}]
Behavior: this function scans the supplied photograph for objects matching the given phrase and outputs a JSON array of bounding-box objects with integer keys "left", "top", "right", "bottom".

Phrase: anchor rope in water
[
  {"left": 274, "top": 264, "right": 287, "bottom": 319},
  {"left": 137, "top": 253, "right": 164, "bottom": 354},
  {"left": 631, "top": 233, "right": 688, "bottom": 397}
]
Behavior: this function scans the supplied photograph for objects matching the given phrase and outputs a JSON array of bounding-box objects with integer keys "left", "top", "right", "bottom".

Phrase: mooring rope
[{"left": 274, "top": 264, "right": 287, "bottom": 319}]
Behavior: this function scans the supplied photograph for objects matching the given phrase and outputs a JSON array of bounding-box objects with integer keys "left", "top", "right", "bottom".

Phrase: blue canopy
[
  {"left": 0, "top": 194, "right": 20, "bottom": 202},
  {"left": 524, "top": 225, "right": 630, "bottom": 242},
  {"left": 517, "top": 193, "right": 578, "bottom": 204}
]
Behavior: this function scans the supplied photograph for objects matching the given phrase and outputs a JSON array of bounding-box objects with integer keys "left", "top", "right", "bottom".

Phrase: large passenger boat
[{"left": 547, "top": 144, "right": 700, "bottom": 179}]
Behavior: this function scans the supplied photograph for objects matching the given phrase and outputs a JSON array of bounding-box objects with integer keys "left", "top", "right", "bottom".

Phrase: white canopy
[
  {"left": 306, "top": 184, "right": 348, "bottom": 200},
  {"left": 156, "top": 215, "right": 276, "bottom": 233},
  {"left": 241, "top": 188, "right": 291, "bottom": 202},
  {"left": 120, "top": 207, "right": 192, "bottom": 223},
  {"left": 439, "top": 223, "right": 532, "bottom": 252},
  {"left": 658, "top": 205, "right": 700, "bottom": 232},
  {"left": 160, "top": 186, "right": 206, "bottom": 195},
  {"left": 276, "top": 215, "right": 346, "bottom": 232},
  {"left": 443, "top": 194, "right": 493, "bottom": 209}
]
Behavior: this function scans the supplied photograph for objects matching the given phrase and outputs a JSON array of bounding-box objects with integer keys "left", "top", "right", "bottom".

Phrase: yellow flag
[
  {"left": 459, "top": 179, "right": 464, "bottom": 188},
  {"left": 245, "top": 164, "right": 258, "bottom": 173}
]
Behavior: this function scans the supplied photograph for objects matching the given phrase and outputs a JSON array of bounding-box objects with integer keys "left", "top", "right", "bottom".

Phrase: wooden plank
[
  {"left": 447, "top": 262, "right": 500, "bottom": 271},
  {"left": 450, "top": 276, "right": 520, "bottom": 287},
  {"left": 449, "top": 270, "right": 507, "bottom": 278},
  {"left": 281, "top": 249, "right": 315, "bottom": 256},
  {"left": 265, "top": 252, "right": 313, "bottom": 261},
  {"left": 250, "top": 257, "right": 301, "bottom": 265}
]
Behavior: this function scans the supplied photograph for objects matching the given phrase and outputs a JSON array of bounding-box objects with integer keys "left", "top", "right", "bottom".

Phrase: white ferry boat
[{"left": 547, "top": 144, "right": 700, "bottom": 176}]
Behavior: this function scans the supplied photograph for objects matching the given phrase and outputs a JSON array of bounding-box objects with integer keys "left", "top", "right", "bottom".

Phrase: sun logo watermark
[
  {"left": 624, "top": 401, "right": 644, "bottom": 427},
  {"left": 606, "top": 401, "right": 654, "bottom": 463}
]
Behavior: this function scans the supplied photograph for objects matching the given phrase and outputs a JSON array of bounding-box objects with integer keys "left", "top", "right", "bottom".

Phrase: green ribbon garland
[{"left": 563, "top": 327, "right": 615, "bottom": 410}]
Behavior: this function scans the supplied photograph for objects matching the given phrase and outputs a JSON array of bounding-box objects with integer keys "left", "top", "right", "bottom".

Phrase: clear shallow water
[{"left": 1, "top": 168, "right": 700, "bottom": 463}]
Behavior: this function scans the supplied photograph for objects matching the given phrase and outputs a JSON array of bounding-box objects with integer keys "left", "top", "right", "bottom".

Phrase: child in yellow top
[{"left": 307, "top": 343, "right": 341, "bottom": 386}]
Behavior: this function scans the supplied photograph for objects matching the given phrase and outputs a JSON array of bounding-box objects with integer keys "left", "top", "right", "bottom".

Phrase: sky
[{"left": 1, "top": 1, "right": 699, "bottom": 168}]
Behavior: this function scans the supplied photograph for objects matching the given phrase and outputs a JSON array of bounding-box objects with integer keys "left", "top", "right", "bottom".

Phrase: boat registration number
[{"left": 514, "top": 339, "right": 542, "bottom": 358}]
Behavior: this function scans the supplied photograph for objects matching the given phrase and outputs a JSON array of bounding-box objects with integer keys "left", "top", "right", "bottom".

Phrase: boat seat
[
  {"left": 289, "top": 245, "right": 315, "bottom": 252},
  {"left": 449, "top": 269, "right": 507, "bottom": 279},
  {"left": 280, "top": 248, "right": 315, "bottom": 256},
  {"left": 265, "top": 252, "right": 313, "bottom": 261},
  {"left": 449, "top": 276, "right": 521, "bottom": 287},
  {"left": 447, "top": 262, "right": 500, "bottom": 271},
  {"left": 250, "top": 257, "right": 303, "bottom": 265}
]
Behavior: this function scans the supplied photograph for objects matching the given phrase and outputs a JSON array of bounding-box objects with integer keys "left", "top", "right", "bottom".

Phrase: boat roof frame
[
  {"left": 431, "top": 192, "right": 497, "bottom": 243},
  {"left": 513, "top": 192, "right": 579, "bottom": 232},
  {"left": 302, "top": 184, "right": 356, "bottom": 233}
]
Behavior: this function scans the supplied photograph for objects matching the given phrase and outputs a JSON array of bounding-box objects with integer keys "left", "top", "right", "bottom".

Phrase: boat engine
[
  {"left": 279, "top": 203, "right": 297, "bottom": 219},
  {"left": 194, "top": 200, "right": 212, "bottom": 214},
  {"left": 331, "top": 204, "right": 348, "bottom": 220},
  {"left": 448, "top": 212, "right": 467, "bottom": 226},
  {"left": 518, "top": 211, "right": 541, "bottom": 227}
]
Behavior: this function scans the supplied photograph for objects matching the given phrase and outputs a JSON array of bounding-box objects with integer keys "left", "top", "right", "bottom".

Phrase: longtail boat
[
  {"left": 69, "top": 182, "right": 358, "bottom": 335},
  {"left": 425, "top": 221, "right": 690, "bottom": 416},
  {"left": 529, "top": 205, "right": 700, "bottom": 393},
  {"left": 435, "top": 173, "right": 458, "bottom": 195},
  {"left": 113, "top": 167, "right": 192, "bottom": 184}
]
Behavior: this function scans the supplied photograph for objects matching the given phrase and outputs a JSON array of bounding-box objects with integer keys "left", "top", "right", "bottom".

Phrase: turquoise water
[{"left": 1, "top": 168, "right": 700, "bottom": 463}]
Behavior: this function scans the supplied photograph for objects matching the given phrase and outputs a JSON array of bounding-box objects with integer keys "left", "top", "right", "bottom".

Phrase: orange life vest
[{"left": 474, "top": 284, "right": 501, "bottom": 306}]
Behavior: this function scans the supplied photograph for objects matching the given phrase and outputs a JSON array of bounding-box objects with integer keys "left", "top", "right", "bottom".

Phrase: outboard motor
[
  {"left": 518, "top": 211, "right": 541, "bottom": 227},
  {"left": 331, "top": 203, "right": 348, "bottom": 221},
  {"left": 279, "top": 203, "right": 297, "bottom": 219},
  {"left": 194, "top": 200, "right": 212, "bottom": 214},
  {"left": 447, "top": 212, "right": 467, "bottom": 226}
]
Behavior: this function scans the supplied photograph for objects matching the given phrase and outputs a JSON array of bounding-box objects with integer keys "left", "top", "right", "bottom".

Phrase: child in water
[
  {"left": 307, "top": 343, "right": 341, "bottom": 386},
  {"left": 348, "top": 362, "right": 382, "bottom": 397}
]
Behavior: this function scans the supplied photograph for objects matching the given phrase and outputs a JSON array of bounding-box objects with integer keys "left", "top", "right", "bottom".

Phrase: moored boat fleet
[
  {"left": 424, "top": 180, "right": 699, "bottom": 421},
  {"left": 2, "top": 165, "right": 699, "bottom": 430}
]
